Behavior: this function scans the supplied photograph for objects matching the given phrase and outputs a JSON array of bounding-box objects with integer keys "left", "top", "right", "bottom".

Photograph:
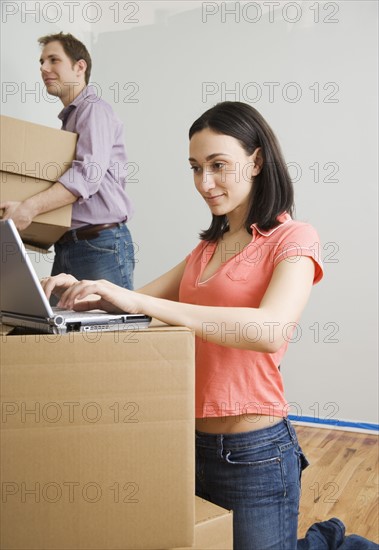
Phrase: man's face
[{"left": 39, "top": 41, "right": 86, "bottom": 106}]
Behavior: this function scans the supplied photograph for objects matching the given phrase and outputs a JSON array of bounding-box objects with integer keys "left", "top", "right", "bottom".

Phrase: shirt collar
[
  {"left": 58, "top": 85, "right": 98, "bottom": 122},
  {"left": 250, "top": 212, "right": 291, "bottom": 237}
]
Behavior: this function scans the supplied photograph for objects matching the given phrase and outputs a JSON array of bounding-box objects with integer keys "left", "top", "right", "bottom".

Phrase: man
[{"left": 0, "top": 32, "right": 135, "bottom": 288}]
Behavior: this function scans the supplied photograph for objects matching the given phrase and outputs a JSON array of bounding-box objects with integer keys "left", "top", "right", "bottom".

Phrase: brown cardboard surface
[
  {"left": 0, "top": 114, "right": 76, "bottom": 248},
  {"left": 171, "top": 497, "right": 233, "bottom": 550},
  {"left": 0, "top": 327, "right": 195, "bottom": 549},
  {"left": 0, "top": 115, "right": 76, "bottom": 180},
  {"left": 1, "top": 173, "right": 72, "bottom": 248}
]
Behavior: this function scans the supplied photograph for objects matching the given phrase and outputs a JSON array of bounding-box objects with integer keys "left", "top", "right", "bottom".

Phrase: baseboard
[{"left": 289, "top": 415, "right": 379, "bottom": 435}]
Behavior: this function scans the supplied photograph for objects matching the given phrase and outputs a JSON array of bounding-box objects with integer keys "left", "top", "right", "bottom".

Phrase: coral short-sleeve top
[{"left": 179, "top": 213, "right": 324, "bottom": 419}]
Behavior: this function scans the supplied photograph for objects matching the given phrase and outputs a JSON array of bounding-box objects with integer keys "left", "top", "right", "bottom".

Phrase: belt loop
[
  {"left": 217, "top": 434, "right": 224, "bottom": 460},
  {"left": 72, "top": 229, "right": 78, "bottom": 243},
  {"left": 283, "top": 417, "right": 296, "bottom": 443}
]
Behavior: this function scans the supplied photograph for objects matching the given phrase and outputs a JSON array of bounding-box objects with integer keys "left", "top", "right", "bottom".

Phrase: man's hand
[{"left": 0, "top": 201, "right": 35, "bottom": 231}]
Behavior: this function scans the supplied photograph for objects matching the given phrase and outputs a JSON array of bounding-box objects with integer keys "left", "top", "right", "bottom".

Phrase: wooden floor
[{"left": 296, "top": 424, "right": 379, "bottom": 543}]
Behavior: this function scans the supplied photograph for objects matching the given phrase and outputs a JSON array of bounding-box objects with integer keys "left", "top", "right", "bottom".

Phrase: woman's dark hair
[
  {"left": 189, "top": 101, "right": 294, "bottom": 241},
  {"left": 38, "top": 32, "right": 92, "bottom": 85}
]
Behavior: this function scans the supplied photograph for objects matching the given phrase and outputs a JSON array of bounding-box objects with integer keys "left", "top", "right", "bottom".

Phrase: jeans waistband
[
  {"left": 57, "top": 223, "right": 126, "bottom": 244},
  {"left": 195, "top": 418, "right": 297, "bottom": 450}
]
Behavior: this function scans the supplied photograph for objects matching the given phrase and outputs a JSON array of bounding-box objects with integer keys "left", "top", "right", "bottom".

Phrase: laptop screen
[{"left": 1, "top": 219, "right": 57, "bottom": 319}]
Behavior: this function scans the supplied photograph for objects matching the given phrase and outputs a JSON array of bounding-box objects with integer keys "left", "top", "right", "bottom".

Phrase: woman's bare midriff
[{"left": 195, "top": 413, "right": 283, "bottom": 434}]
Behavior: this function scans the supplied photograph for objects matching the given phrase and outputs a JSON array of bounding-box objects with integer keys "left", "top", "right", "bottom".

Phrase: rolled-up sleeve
[{"left": 59, "top": 101, "right": 116, "bottom": 202}]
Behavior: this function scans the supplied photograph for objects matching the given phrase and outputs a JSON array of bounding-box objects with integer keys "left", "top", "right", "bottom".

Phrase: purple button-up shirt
[{"left": 58, "top": 85, "right": 134, "bottom": 228}]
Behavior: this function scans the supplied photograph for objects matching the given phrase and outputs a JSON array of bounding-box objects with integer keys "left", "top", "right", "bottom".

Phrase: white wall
[{"left": 1, "top": 1, "right": 378, "bottom": 426}]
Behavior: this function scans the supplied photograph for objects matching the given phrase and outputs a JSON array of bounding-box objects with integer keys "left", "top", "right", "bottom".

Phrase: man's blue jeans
[
  {"left": 51, "top": 223, "right": 135, "bottom": 289},
  {"left": 196, "top": 418, "right": 307, "bottom": 549}
]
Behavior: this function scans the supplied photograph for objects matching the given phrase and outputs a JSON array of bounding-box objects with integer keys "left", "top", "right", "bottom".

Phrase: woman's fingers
[{"left": 40, "top": 274, "right": 78, "bottom": 299}]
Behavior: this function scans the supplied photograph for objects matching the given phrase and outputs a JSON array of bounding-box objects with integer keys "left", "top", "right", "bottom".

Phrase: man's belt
[{"left": 57, "top": 223, "right": 121, "bottom": 244}]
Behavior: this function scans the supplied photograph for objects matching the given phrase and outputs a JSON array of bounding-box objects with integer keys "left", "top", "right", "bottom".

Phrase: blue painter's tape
[{"left": 288, "top": 415, "right": 379, "bottom": 432}]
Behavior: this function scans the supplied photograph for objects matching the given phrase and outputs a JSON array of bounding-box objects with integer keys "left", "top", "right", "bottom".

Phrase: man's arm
[{"left": 0, "top": 182, "right": 77, "bottom": 231}]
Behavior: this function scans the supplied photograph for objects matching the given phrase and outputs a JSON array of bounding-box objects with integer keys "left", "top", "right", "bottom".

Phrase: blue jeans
[
  {"left": 196, "top": 419, "right": 379, "bottom": 550},
  {"left": 298, "top": 524, "right": 378, "bottom": 550},
  {"left": 52, "top": 223, "right": 135, "bottom": 289},
  {"left": 196, "top": 418, "right": 307, "bottom": 550}
]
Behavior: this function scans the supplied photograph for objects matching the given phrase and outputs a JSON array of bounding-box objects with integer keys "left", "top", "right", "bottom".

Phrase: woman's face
[{"left": 189, "top": 128, "right": 261, "bottom": 221}]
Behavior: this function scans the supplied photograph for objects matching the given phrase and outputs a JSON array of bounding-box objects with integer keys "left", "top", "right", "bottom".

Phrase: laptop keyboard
[{"left": 52, "top": 307, "right": 103, "bottom": 318}]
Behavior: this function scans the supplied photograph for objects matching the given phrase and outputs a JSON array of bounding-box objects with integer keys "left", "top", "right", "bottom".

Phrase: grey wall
[{"left": 1, "top": 1, "right": 378, "bottom": 426}]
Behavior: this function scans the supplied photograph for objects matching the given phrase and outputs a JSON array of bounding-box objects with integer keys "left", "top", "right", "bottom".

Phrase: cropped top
[{"left": 179, "top": 213, "right": 324, "bottom": 418}]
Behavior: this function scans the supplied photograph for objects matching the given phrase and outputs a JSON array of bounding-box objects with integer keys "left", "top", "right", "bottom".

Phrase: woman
[{"left": 42, "top": 102, "right": 343, "bottom": 550}]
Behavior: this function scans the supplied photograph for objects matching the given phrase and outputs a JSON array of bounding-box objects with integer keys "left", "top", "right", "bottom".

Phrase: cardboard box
[
  {"left": 0, "top": 325, "right": 195, "bottom": 549},
  {"left": 0, "top": 115, "right": 77, "bottom": 249},
  {"left": 171, "top": 497, "right": 233, "bottom": 550}
]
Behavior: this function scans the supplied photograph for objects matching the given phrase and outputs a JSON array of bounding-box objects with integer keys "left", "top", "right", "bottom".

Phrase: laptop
[{"left": 0, "top": 219, "right": 151, "bottom": 334}]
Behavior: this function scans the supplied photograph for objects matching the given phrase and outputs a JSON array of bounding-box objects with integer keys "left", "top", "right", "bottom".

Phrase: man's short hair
[{"left": 38, "top": 32, "right": 92, "bottom": 85}]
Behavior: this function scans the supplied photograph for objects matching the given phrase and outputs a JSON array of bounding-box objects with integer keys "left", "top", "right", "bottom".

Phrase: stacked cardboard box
[
  {"left": 1, "top": 325, "right": 196, "bottom": 549},
  {"left": 0, "top": 115, "right": 76, "bottom": 249},
  {"left": 0, "top": 323, "right": 233, "bottom": 549},
  {"left": 173, "top": 497, "right": 233, "bottom": 550}
]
